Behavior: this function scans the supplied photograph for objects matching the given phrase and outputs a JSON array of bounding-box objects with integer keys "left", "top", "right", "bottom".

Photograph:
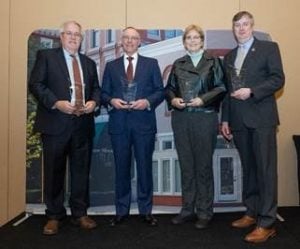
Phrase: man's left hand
[
  {"left": 231, "top": 88, "right": 252, "bottom": 100},
  {"left": 130, "top": 99, "right": 149, "bottom": 110},
  {"left": 84, "top": 100, "right": 97, "bottom": 114}
]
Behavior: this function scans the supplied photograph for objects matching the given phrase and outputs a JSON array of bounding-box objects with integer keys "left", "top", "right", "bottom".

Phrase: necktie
[
  {"left": 71, "top": 55, "right": 84, "bottom": 111},
  {"left": 234, "top": 45, "right": 246, "bottom": 74},
  {"left": 126, "top": 56, "right": 134, "bottom": 82}
]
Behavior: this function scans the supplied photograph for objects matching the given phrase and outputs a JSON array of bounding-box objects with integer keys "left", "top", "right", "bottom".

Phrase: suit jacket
[
  {"left": 221, "top": 37, "right": 285, "bottom": 130},
  {"left": 29, "top": 48, "right": 101, "bottom": 136},
  {"left": 101, "top": 55, "right": 164, "bottom": 134}
]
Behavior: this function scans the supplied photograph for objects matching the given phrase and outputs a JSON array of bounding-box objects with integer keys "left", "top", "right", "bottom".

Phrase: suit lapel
[
  {"left": 115, "top": 56, "right": 126, "bottom": 81},
  {"left": 228, "top": 47, "right": 238, "bottom": 70},
  {"left": 56, "top": 48, "right": 71, "bottom": 83},
  {"left": 79, "top": 54, "right": 87, "bottom": 82},
  {"left": 134, "top": 55, "right": 144, "bottom": 81},
  {"left": 79, "top": 54, "right": 89, "bottom": 96},
  {"left": 131, "top": 55, "right": 145, "bottom": 98},
  {"left": 242, "top": 38, "right": 258, "bottom": 69}
]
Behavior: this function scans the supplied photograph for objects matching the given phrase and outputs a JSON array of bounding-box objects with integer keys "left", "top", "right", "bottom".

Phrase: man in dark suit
[
  {"left": 101, "top": 27, "right": 164, "bottom": 226},
  {"left": 221, "top": 11, "right": 285, "bottom": 243},
  {"left": 29, "top": 21, "right": 101, "bottom": 235}
]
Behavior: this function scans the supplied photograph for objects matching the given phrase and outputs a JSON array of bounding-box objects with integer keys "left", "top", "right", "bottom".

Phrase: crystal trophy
[
  {"left": 179, "top": 78, "right": 200, "bottom": 104},
  {"left": 70, "top": 83, "right": 85, "bottom": 109},
  {"left": 230, "top": 68, "right": 246, "bottom": 92},
  {"left": 121, "top": 77, "right": 137, "bottom": 105},
  {"left": 74, "top": 82, "right": 85, "bottom": 109}
]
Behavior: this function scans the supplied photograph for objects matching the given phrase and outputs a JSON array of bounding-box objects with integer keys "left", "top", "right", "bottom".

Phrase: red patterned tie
[
  {"left": 126, "top": 56, "right": 134, "bottom": 82},
  {"left": 71, "top": 55, "right": 84, "bottom": 112}
]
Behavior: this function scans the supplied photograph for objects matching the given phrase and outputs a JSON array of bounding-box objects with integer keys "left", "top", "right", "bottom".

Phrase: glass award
[
  {"left": 70, "top": 83, "right": 85, "bottom": 110},
  {"left": 121, "top": 77, "right": 137, "bottom": 105},
  {"left": 230, "top": 68, "right": 246, "bottom": 92},
  {"left": 74, "top": 83, "right": 85, "bottom": 109},
  {"left": 179, "top": 77, "right": 200, "bottom": 104}
]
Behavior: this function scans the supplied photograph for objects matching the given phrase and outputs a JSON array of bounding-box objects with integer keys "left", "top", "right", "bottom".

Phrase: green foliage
[
  {"left": 26, "top": 34, "right": 42, "bottom": 168},
  {"left": 26, "top": 108, "right": 42, "bottom": 168}
]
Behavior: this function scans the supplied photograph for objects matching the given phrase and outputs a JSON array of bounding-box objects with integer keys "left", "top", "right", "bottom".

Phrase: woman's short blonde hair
[{"left": 182, "top": 24, "right": 205, "bottom": 43}]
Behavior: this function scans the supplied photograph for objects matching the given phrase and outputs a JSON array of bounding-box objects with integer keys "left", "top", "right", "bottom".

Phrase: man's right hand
[
  {"left": 54, "top": 100, "right": 76, "bottom": 114},
  {"left": 110, "top": 98, "right": 131, "bottom": 109},
  {"left": 221, "top": 122, "right": 233, "bottom": 141}
]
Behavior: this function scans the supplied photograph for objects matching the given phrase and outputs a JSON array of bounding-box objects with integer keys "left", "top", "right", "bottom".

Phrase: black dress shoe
[
  {"left": 171, "top": 213, "right": 196, "bottom": 225},
  {"left": 110, "top": 215, "right": 128, "bottom": 227},
  {"left": 195, "top": 218, "right": 210, "bottom": 229},
  {"left": 141, "top": 214, "right": 158, "bottom": 226}
]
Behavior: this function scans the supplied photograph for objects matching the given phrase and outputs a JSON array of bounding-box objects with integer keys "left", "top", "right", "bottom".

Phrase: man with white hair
[{"left": 29, "top": 21, "right": 101, "bottom": 235}]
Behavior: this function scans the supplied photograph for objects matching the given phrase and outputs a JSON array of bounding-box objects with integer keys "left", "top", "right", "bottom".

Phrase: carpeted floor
[{"left": 1, "top": 207, "right": 300, "bottom": 249}]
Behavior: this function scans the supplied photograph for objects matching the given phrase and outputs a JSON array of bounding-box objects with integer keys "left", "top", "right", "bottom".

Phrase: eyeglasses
[
  {"left": 63, "top": 31, "right": 82, "bottom": 38},
  {"left": 122, "top": 35, "right": 140, "bottom": 41},
  {"left": 185, "top": 35, "right": 201, "bottom": 41}
]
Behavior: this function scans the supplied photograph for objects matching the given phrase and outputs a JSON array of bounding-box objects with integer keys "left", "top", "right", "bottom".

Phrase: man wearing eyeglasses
[
  {"left": 101, "top": 27, "right": 164, "bottom": 227},
  {"left": 29, "top": 21, "right": 101, "bottom": 235}
]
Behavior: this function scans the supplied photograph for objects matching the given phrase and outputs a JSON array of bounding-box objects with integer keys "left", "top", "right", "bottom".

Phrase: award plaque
[
  {"left": 230, "top": 68, "right": 246, "bottom": 92},
  {"left": 121, "top": 77, "right": 137, "bottom": 104},
  {"left": 179, "top": 78, "right": 200, "bottom": 104}
]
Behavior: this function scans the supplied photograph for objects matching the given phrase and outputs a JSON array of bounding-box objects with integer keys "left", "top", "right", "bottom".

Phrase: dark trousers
[
  {"left": 111, "top": 128, "right": 155, "bottom": 216},
  {"left": 41, "top": 118, "right": 92, "bottom": 220},
  {"left": 233, "top": 126, "right": 277, "bottom": 228},
  {"left": 172, "top": 110, "right": 218, "bottom": 220}
]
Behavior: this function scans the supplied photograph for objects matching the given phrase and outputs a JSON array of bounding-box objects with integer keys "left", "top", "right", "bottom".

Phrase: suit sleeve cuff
[{"left": 145, "top": 99, "right": 151, "bottom": 111}]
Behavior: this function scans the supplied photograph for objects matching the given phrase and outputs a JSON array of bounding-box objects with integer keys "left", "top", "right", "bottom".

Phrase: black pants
[
  {"left": 42, "top": 118, "right": 93, "bottom": 220},
  {"left": 171, "top": 110, "right": 218, "bottom": 220},
  {"left": 233, "top": 126, "right": 277, "bottom": 228}
]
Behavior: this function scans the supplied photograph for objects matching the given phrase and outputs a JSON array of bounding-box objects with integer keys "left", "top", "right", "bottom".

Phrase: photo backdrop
[{"left": 26, "top": 28, "right": 271, "bottom": 212}]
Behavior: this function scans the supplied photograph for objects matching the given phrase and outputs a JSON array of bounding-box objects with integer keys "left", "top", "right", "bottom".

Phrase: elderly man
[
  {"left": 101, "top": 27, "right": 164, "bottom": 227},
  {"left": 29, "top": 21, "right": 101, "bottom": 235}
]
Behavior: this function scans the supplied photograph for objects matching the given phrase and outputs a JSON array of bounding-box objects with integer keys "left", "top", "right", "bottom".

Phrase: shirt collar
[
  {"left": 238, "top": 36, "right": 254, "bottom": 51},
  {"left": 63, "top": 48, "right": 79, "bottom": 59},
  {"left": 124, "top": 52, "right": 138, "bottom": 61}
]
